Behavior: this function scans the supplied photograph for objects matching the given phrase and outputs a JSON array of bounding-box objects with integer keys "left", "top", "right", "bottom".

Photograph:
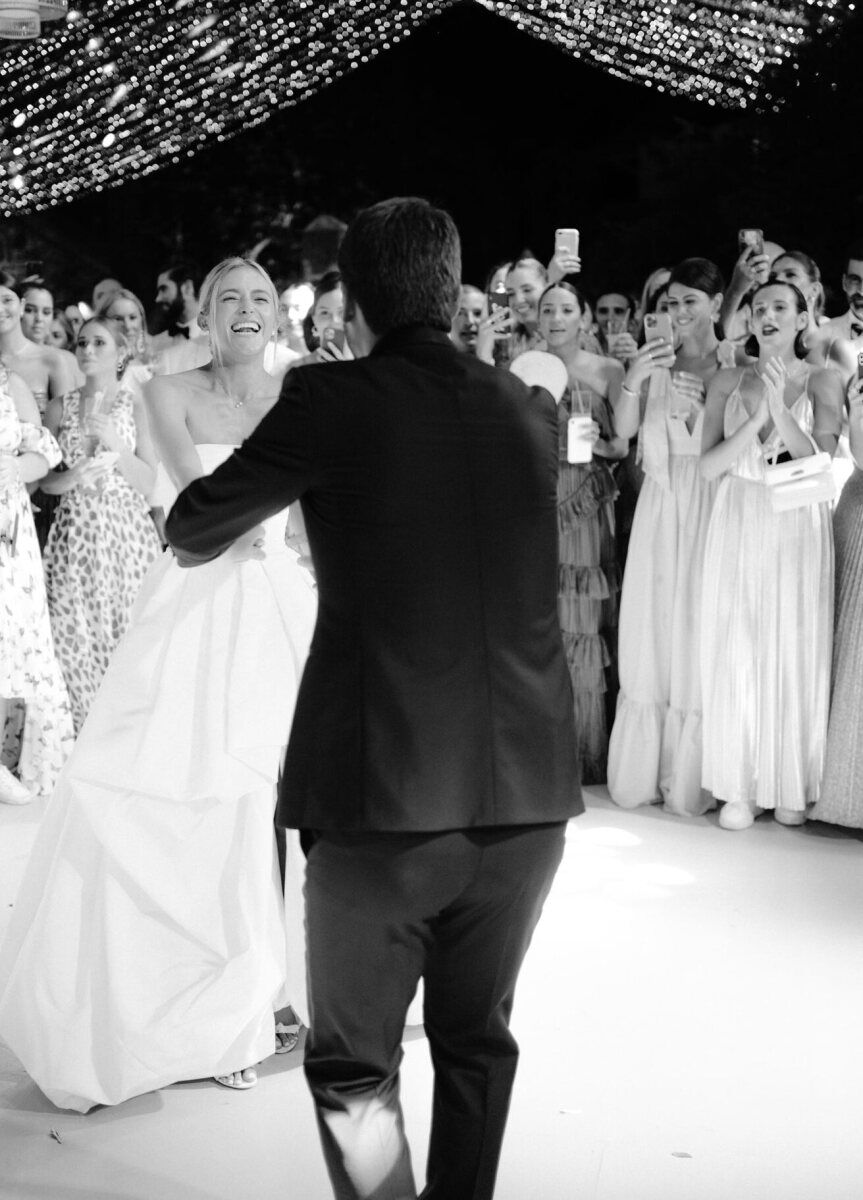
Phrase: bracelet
[{"left": 620, "top": 383, "right": 639, "bottom": 400}]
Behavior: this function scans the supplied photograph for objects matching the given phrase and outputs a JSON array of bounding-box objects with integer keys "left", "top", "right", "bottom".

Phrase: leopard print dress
[
  {"left": 43, "top": 388, "right": 160, "bottom": 732},
  {"left": 0, "top": 368, "right": 75, "bottom": 793}
]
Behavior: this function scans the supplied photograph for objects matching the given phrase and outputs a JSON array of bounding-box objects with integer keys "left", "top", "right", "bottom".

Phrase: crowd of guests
[{"left": 2, "top": 226, "right": 863, "bottom": 836}]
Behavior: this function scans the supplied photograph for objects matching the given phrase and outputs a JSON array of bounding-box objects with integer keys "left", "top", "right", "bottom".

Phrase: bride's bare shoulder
[{"left": 146, "top": 365, "right": 214, "bottom": 405}]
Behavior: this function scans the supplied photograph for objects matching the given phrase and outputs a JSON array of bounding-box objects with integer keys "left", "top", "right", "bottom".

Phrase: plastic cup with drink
[
  {"left": 605, "top": 316, "right": 626, "bottom": 357},
  {"left": 567, "top": 384, "right": 594, "bottom": 463},
  {"left": 82, "top": 391, "right": 118, "bottom": 490}
]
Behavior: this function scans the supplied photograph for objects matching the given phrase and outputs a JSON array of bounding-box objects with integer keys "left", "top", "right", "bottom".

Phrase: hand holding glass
[
  {"left": 669, "top": 371, "right": 704, "bottom": 419},
  {"left": 567, "top": 386, "right": 595, "bottom": 463}
]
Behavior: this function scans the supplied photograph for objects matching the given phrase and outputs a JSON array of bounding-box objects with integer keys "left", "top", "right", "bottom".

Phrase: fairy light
[{"left": 0, "top": 0, "right": 845, "bottom": 216}]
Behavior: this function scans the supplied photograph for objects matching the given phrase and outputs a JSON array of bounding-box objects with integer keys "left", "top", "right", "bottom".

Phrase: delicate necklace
[{"left": 214, "top": 374, "right": 257, "bottom": 410}]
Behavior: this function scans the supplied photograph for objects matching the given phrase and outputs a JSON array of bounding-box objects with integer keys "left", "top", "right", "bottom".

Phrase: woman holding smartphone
[
  {"left": 535, "top": 280, "right": 627, "bottom": 782},
  {"left": 607, "top": 258, "right": 732, "bottom": 815},
  {"left": 476, "top": 255, "right": 548, "bottom": 368},
  {"left": 288, "top": 270, "right": 353, "bottom": 367},
  {"left": 699, "top": 280, "right": 841, "bottom": 829}
]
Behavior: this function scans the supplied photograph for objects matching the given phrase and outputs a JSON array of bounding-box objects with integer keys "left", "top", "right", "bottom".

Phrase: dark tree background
[{"left": 3, "top": 1, "right": 863, "bottom": 312}]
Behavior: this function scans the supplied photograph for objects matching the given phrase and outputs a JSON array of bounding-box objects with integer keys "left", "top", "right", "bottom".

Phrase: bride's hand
[{"left": 226, "top": 525, "right": 267, "bottom": 562}]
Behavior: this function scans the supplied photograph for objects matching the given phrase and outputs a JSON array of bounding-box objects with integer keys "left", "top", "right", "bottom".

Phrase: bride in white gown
[{"left": 0, "top": 258, "right": 317, "bottom": 1111}]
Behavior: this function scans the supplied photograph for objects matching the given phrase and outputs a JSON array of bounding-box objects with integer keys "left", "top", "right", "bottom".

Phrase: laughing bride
[{"left": 0, "top": 257, "right": 317, "bottom": 1110}]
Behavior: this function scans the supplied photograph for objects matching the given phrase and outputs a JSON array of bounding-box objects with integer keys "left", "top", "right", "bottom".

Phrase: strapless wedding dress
[{"left": 0, "top": 445, "right": 317, "bottom": 1112}]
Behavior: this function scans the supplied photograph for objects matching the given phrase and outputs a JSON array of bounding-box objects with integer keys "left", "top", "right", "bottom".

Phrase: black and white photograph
[{"left": 1, "top": 3, "right": 863, "bottom": 1198}]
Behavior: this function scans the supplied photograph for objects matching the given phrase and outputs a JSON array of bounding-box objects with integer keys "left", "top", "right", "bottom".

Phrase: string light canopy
[{"left": 0, "top": 0, "right": 846, "bottom": 216}]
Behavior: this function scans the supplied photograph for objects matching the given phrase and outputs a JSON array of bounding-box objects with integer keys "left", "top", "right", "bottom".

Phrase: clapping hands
[{"left": 753, "top": 357, "right": 787, "bottom": 430}]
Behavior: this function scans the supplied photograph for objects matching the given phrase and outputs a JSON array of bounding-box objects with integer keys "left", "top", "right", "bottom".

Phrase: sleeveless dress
[
  {"left": 607, "top": 369, "right": 718, "bottom": 814},
  {"left": 0, "top": 446, "right": 318, "bottom": 1111},
  {"left": 810, "top": 467, "right": 863, "bottom": 826},
  {"left": 43, "top": 388, "right": 161, "bottom": 731},
  {"left": 700, "top": 372, "right": 833, "bottom": 812},
  {"left": 556, "top": 384, "right": 619, "bottom": 783},
  {"left": 0, "top": 369, "right": 74, "bottom": 794}
]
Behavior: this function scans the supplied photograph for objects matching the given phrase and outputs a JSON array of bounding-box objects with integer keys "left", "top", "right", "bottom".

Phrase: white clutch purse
[{"left": 763, "top": 451, "right": 836, "bottom": 512}]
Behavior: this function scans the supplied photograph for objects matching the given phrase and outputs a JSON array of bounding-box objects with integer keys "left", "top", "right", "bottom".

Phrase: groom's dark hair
[{"left": 338, "top": 197, "right": 461, "bottom": 337}]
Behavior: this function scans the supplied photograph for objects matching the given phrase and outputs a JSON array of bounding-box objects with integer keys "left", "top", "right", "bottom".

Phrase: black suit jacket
[{"left": 166, "top": 326, "right": 581, "bottom": 831}]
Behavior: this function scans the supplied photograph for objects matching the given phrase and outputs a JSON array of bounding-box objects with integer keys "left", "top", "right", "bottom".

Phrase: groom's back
[{"left": 280, "top": 329, "right": 581, "bottom": 831}]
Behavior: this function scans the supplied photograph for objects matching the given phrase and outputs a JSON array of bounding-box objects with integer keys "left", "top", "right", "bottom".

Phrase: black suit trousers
[{"left": 303, "top": 822, "right": 567, "bottom": 1200}]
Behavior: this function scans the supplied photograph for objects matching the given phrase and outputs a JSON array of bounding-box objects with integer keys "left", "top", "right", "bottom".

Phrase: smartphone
[
  {"left": 857, "top": 349, "right": 863, "bottom": 381},
  {"left": 644, "top": 311, "right": 673, "bottom": 345},
  {"left": 738, "top": 228, "right": 764, "bottom": 257},
  {"left": 555, "top": 228, "right": 580, "bottom": 258},
  {"left": 321, "top": 326, "right": 345, "bottom": 352}
]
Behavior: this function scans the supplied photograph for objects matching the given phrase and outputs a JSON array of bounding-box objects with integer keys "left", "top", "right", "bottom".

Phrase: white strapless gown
[{"left": 0, "top": 446, "right": 317, "bottom": 1112}]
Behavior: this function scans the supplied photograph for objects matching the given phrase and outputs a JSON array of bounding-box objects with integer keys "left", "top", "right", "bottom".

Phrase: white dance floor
[{"left": 2, "top": 787, "right": 862, "bottom": 1200}]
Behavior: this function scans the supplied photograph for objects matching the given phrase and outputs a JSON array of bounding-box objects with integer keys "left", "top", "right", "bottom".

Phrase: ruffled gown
[
  {"left": 808, "top": 468, "right": 863, "bottom": 826},
  {"left": 607, "top": 370, "right": 718, "bottom": 815},
  {"left": 0, "top": 446, "right": 317, "bottom": 1112},
  {"left": 0, "top": 369, "right": 75, "bottom": 794},
  {"left": 700, "top": 376, "right": 833, "bottom": 812},
  {"left": 556, "top": 386, "right": 619, "bottom": 784}
]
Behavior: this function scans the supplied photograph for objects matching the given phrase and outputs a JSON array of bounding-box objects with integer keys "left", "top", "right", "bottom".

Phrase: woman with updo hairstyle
[
  {"left": 477, "top": 254, "right": 548, "bottom": 368},
  {"left": 96, "top": 287, "right": 152, "bottom": 367},
  {"left": 19, "top": 278, "right": 54, "bottom": 348},
  {"left": 608, "top": 257, "right": 739, "bottom": 816},
  {"left": 699, "top": 280, "right": 842, "bottom": 830},
  {"left": 535, "top": 279, "right": 628, "bottom": 782},
  {"left": 40, "top": 317, "right": 160, "bottom": 730}
]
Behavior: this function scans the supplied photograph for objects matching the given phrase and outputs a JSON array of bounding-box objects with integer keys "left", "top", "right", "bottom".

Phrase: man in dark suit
[{"left": 166, "top": 197, "right": 581, "bottom": 1200}]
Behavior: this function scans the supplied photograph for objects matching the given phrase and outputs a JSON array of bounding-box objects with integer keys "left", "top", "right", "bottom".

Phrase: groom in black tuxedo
[{"left": 167, "top": 197, "right": 581, "bottom": 1200}]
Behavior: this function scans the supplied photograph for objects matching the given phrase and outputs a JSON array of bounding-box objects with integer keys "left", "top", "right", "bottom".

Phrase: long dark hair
[{"left": 667, "top": 257, "right": 725, "bottom": 297}]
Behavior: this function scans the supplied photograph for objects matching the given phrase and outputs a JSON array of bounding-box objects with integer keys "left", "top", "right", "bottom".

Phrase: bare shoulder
[
  {"left": 147, "top": 365, "right": 211, "bottom": 403},
  {"left": 708, "top": 366, "right": 742, "bottom": 397},
  {"left": 808, "top": 364, "right": 843, "bottom": 398},
  {"left": 7, "top": 370, "right": 41, "bottom": 422}
]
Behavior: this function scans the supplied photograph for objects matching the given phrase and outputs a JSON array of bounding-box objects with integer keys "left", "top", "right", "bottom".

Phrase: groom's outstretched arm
[{"left": 166, "top": 371, "right": 316, "bottom": 567}]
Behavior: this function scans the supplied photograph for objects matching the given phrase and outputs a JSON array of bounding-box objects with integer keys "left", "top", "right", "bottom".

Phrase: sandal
[
  {"left": 275, "top": 1022, "right": 300, "bottom": 1054},
  {"left": 214, "top": 1066, "right": 258, "bottom": 1090}
]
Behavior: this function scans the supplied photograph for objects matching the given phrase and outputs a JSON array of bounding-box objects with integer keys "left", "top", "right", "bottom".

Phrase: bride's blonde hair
[{"left": 197, "top": 257, "right": 278, "bottom": 366}]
